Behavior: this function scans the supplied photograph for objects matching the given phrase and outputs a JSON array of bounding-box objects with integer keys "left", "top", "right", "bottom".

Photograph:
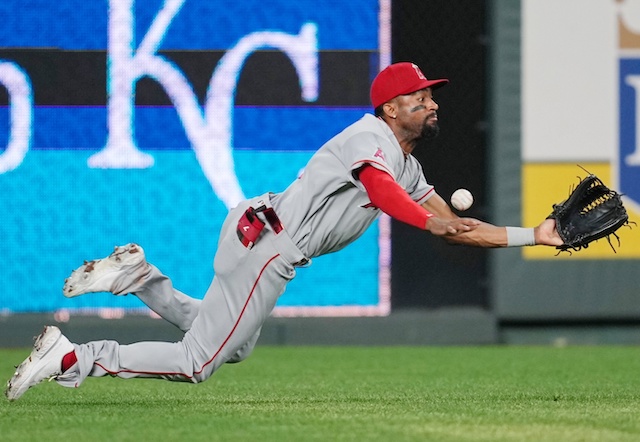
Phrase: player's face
[{"left": 396, "top": 88, "right": 440, "bottom": 140}]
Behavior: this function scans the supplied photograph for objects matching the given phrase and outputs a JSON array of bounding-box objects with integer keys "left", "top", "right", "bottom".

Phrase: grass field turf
[{"left": 1, "top": 345, "right": 639, "bottom": 441}]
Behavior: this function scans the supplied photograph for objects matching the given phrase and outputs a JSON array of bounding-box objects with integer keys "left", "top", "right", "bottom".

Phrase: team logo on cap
[{"left": 411, "top": 63, "right": 427, "bottom": 80}]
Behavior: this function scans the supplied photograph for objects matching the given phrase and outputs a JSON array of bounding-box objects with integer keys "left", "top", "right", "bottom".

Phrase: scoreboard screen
[{"left": 0, "top": 0, "right": 391, "bottom": 316}]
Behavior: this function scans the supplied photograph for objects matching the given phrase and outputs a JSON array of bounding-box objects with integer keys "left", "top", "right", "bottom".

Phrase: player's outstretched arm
[
  {"left": 357, "top": 165, "right": 560, "bottom": 247},
  {"left": 422, "top": 193, "right": 563, "bottom": 248}
]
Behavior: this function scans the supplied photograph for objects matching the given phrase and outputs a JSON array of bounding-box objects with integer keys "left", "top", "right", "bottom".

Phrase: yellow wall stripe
[{"left": 522, "top": 163, "right": 639, "bottom": 259}]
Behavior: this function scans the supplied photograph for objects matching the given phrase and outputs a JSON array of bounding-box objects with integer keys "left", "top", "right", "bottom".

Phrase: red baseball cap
[{"left": 370, "top": 62, "right": 449, "bottom": 108}]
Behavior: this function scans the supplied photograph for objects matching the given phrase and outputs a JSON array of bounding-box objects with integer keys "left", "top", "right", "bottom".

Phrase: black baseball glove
[{"left": 548, "top": 173, "right": 632, "bottom": 253}]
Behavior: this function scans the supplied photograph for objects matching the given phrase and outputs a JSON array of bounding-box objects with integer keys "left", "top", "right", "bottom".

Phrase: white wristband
[{"left": 506, "top": 227, "right": 536, "bottom": 247}]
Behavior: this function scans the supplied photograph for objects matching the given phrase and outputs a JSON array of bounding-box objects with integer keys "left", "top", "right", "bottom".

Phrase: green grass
[{"left": 1, "top": 346, "right": 639, "bottom": 441}]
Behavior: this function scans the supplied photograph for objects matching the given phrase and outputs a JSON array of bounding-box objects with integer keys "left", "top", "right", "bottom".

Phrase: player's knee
[
  {"left": 189, "top": 354, "right": 232, "bottom": 383},
  {"left": 190, "top": 367, "right": 217, "bottom": 384},
  {"left": 226, "top": 340, "right": 257, "bottom": 364}
]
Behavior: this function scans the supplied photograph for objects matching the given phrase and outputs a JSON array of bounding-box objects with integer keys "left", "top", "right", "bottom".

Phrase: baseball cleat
[
  {"left": 63, "top": 243, "right": 148, "bottom": 297},
  {"left": 5, "top": 326, "right": 74, "bottom": 401}
]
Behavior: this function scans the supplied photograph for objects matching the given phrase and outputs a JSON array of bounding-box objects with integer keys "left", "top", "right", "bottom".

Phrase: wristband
[{"left": 505, "top": 227, "right": 536, "bottom": 247}]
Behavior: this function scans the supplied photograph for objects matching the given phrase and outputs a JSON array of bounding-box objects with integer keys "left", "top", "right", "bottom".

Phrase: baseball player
[{"left": 5, "top": 62, "right": 563, "bottom": 400}]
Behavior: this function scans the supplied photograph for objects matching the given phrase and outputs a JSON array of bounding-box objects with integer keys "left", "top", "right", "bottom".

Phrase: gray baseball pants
[{"left": 57, "top": 194, "right": 308, "bottom": 387}]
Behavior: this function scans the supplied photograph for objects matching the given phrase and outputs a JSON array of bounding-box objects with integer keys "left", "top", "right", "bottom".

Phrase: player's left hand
[
  {"left": 534, "top": 218, "right": 563, "bottom": 247},
  {"left": 426, "top": 217, "right": 480, "bottom": 237}
]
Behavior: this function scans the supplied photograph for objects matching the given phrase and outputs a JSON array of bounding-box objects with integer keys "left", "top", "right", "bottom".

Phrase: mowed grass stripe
[{"left": 1, "top": 346, "right": 639, "bottom": 441}]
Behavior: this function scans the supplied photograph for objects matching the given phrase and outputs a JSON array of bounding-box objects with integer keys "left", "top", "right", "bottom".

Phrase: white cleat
[
  {"left": 5, "top": 326, "right": 74, "bottom": 401},
  {"left": 63, "top": 243, "right": 148, "bottom": 298}
]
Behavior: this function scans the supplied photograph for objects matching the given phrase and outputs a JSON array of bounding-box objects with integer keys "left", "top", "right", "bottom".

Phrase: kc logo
[{"left": 0, "top": 0, "right": 319, "bottom": 209}]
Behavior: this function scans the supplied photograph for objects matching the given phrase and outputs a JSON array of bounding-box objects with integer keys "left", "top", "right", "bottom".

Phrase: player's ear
[{"left": 382, "top": 102, "right": 397, "bottom": 120}]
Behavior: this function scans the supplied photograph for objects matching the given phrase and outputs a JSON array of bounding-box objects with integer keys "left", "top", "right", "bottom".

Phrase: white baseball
[{"left": 451, "top": 188, "right": 473, "bottom": 211}]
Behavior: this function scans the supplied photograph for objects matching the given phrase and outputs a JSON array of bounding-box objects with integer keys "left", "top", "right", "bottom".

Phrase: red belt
[{"left": 236, "top": 206, "right": 283, "bottom": 249}]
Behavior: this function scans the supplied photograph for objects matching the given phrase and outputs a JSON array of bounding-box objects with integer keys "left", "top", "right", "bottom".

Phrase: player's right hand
[{"left": 426, "top": 217, "right": 480, "bottom": 237}]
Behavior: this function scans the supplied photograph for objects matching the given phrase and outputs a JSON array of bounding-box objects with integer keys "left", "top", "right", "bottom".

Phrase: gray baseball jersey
[{"left": 56, "top": 113, "right": 437, "bottom": 388}]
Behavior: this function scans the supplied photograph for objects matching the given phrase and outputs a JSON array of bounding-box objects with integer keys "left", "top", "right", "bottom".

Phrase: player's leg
[
  {"left": 7, "top": 253, "right": 289, "bottom": 400},
  {"left": 6, "top": 209, "right": 296, "bottom": 400},
  {"left": 134, "top": 266, "right": 201, "bottom": 332},
  {"left": 57, "top": 237, "right": 294, "bottom": 388},
  {"left": 6, "top": 198, "right": 305, "bottom": 399},
  {"left": 227, "top": 330, "right": 261, "bottom": 363},
  {"left": 63, "top": 243, "right": 201, "bottom": 332}
]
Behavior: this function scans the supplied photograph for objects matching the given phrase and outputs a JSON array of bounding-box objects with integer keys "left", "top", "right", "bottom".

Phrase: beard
[{"left": 421, "top": 120, "right": 440, "bottom": 139}]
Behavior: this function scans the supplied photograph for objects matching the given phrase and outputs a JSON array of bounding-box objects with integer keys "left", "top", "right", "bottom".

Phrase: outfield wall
[
  {"left": 1, "top": 0, "right": 639, "bottom": 346},
  {"left": 490, "top": 0, "right": 640, "bottom": 329}
]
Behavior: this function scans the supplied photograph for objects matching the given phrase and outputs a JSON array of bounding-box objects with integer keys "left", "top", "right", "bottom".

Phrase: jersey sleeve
[
  {"left": 340, "top": 131, "right": 402, "bottom": 190},
  {"left": 359, "top": 165, "right": 433, "bottom": 230}
]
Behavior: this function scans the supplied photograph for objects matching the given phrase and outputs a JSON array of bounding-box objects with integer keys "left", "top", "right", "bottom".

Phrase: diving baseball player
[{"left": 5, "top": 62, "right": 563, "bottom": 400}]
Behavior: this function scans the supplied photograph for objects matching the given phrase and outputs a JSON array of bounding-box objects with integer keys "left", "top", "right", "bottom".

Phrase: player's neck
[{"left": 395, "top": 136, "right": 416, "bottom": 157}]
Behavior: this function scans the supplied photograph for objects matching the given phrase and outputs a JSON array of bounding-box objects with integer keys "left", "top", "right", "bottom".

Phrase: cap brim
[{"left": 399, "top": 78, "right": 449, "bottom": 96}]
